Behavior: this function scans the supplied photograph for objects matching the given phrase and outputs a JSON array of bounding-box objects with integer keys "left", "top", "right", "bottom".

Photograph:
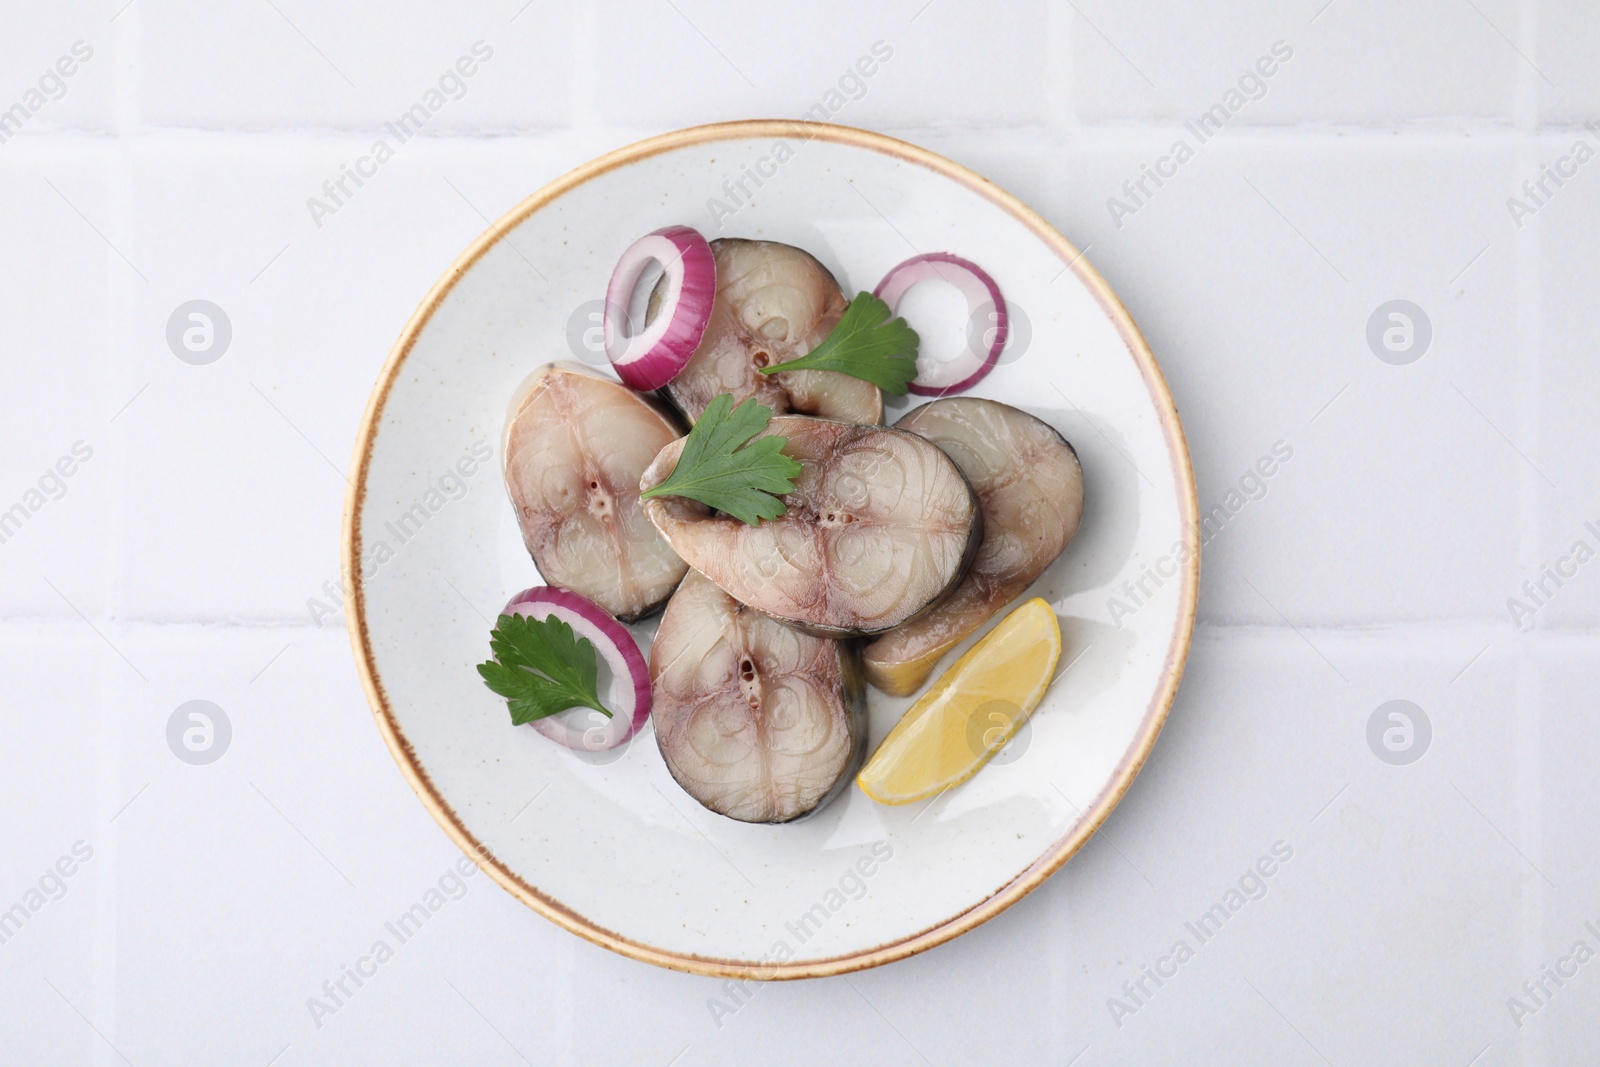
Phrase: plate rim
[{"left": 341, "top": 119, "right": 1200, "bottom": 979}]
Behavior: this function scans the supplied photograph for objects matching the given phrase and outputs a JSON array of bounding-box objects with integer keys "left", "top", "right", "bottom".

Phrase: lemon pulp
[{"left": 857, "top": 598, "right": 1062, "bottom": 805}]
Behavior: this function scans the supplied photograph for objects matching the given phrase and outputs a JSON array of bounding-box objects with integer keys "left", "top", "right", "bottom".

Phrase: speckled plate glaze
[{"left": 343, "top": 121, "right": 1198, "bottom": 979}]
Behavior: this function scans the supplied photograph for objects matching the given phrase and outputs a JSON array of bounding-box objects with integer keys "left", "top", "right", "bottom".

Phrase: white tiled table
[{"left": 3, "top": 2, "right": 1596, "bottom": 1063}]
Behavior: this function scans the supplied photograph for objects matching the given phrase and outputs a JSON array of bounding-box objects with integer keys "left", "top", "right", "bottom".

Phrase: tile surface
[{"left": 1, "top": 1, "right": 1593, "bottom": 1064}]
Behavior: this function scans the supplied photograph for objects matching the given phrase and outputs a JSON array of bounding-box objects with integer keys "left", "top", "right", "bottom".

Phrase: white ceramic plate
[{"left": 344, "top": 122, "right": 1198, "bottom": 978}]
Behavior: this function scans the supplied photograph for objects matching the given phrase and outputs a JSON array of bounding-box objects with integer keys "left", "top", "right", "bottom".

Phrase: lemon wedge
[{"left": 857, "top": 598, "right": 1061, "bottom": 805}]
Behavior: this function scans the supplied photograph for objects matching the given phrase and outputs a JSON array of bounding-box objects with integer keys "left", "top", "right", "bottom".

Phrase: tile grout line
[
  {"left": 1046, "top": 0, "right": 1079, "bottom": 147},
  {"left": 14, "top": 121, "right": 1600, "bottom": 153},
  {"left": 95, "top": 5, "right": 143, "bottom": 1064},
  {"left": 570, "top": 0, "right": 599, "bottom": 139},
  {"left": 1513, "top": 4, "right": 1547, "bottom": 1065}
]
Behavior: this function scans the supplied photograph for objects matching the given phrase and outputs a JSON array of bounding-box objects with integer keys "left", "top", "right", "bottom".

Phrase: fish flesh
[
  {"left": 863, "top": 398, "right": 1083, "bottom": 695},
  {"left": 651, "top": 572, "right": 864, "bottom": 822},
  {"left": 653, "top": 238, "right": 883, "bottom": 426},
  {"left": 640, "top": 415, "right": 980, "bottom": 637},
  {"left": 502, "top": 362, "right": 689, "bottom": 621}
]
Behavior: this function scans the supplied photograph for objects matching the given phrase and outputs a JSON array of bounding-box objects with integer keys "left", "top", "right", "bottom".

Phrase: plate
[{"left": 343, "top": 121, "right": 1198, "bottom": 978}]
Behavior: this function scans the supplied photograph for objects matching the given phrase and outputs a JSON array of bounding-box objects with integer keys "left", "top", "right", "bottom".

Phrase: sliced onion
[
  {"left": 502, "top": 586, "right": 652, "bottom": 752},
  {"left": 603, "top": 225, "right": 716, "bottom": 392},
  {"left": 874, "top": 253, "right": 1007, "bottom": 396}
]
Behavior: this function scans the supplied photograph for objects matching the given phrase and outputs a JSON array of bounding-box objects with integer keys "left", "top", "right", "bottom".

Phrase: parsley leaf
[
  {"left": 639, "top": 394, "right": 802, "bottom": 525},
  {"left": 476, "top": 612, "right": 614, "bottom": 726},
  {"left": 759, "top": 291, "right": 919, "bottom": 395}
]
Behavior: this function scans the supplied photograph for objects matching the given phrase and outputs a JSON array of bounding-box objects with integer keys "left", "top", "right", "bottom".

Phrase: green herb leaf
[
  {"left": 476, "top": 612, "right": 614, "bottom": 726},
  {"left": 639, "top": 394, "right": 802, "bottom": 526},
  {"left": 759, "top": 292, "right": 919, "bottom": 396}
]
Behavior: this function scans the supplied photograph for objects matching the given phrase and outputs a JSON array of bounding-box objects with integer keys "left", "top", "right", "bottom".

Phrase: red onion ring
[
  {"left": 603, "top": 225, "right": 716, "bottom": 392},
  {"left": 874, "top": 253, "right": 1007, "bottom": 396},
  {"left": 502, "top": 586, "right": 652, "bottom": 752}
]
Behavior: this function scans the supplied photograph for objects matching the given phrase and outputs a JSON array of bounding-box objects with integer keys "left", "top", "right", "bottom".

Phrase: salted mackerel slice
[
  {"left": 502, "top": 362, "right": 688, "bottom": 621},
  {"left": 651, "top": 571, "right": 864, "bottom": 823},
  {"left": 864, "top": 398, "right": 1083, "bottom": 696},
  {"left": 640, "top": 415, "right": 981, "bottom": 637}
]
